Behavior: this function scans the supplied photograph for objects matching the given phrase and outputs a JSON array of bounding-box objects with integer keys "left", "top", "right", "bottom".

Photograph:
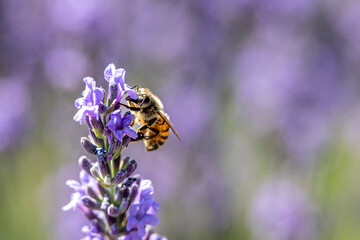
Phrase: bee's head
[{"left": 126, "top": 88, "right": 151, "bottom": 107}]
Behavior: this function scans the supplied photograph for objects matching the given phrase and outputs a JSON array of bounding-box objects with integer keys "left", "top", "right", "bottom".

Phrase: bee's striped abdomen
[{"left": 144, "top": 117, "right": 170, "bottom": 151}]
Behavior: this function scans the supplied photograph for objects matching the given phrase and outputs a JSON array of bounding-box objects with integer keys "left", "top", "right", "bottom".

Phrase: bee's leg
[
  {"left": 141, "top": 117, "right": 157, "bottom": 129},
  {"left": 130, "top": 116, "right": 137, "bottom": 127},
  {"left": 130, "top": 132, "right": 145, "bottom": 142},
  {"left": 132, "top": 131, "right": 156, "bottom": 141},
  {"left": 131, "top": 119, "right": 159, "bottom": 142},
  {"left": 118, "top": 103, "right": 141, "bottom": 112},
  {"left": 130, "top": 126, "right": 148, "bottom": 142},
  {"left": 133, "top": 117, "right": 157, "bottom": 134}
]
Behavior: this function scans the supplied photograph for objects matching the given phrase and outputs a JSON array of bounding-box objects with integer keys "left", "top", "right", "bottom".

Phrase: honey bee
[{"left": 120, "top": 87, "right": 182, "bottom": 151}]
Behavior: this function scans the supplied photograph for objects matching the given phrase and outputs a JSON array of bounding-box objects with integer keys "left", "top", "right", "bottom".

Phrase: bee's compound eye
[{"left": 125, "top": 96, "right": 130, "bottom": 101}]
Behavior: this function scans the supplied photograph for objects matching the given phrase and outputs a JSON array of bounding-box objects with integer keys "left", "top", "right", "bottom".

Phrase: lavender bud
[
  {"left": 129, "top": 185, "right": 138, "bottom": 204},
  {"left": 114, "top": 187, "right": 128, "bottom": 204},
  {"left": 90, "top": 116, "right": 104, "bottom": 132},
  {"left": 112, "top": 169, "right": 127, "bottom": 185},
  {"left": 119, "top": 198, "right": 129, "bottom": 213},
  {"left": 109, "top": 223, "right": 120, "bottom": 236},
  {"left": 107, "top": 204, "right": 120, "bottom": 217},
  {"left": 105, "top": 214, "right": 116, "bottom": 226},
  {"left": 120, "top": 156, "right": 130, "bottom": 169},
  {"left": 109, "top": 137, "right": 122, "bottom": 155},
  {"left": 122, "top": 188, "right": 130, "bottom": 198},
  {"left": 134, "top": 174, "right": 142, "bottom": 185},
  {"left": 104, "top": 174, "right": 111, "bottom": 185},
  {"left": 78, "top": 156, "right": 93, "bottom": 176},
  {"left": 89, "top": 130, "right": 104, "bottom": 148},
  {"left": 102, "top": 127, "right": 111, "bottom": 138},
  {"left": 81, "top": 137, "right": 96, "bottom": 155},
  {"left": 97, "top": 182, "right": 108, "bottom": 197},
  {"left": 108, "top": 83, "right": 118, "bottom": 103},
  {"left": 81, "top": 196, "right": 101, "bottom": 210},
  {"left": 85, "top": 115, "right": 92, "bottom": 130},
  {"left": 123, "top": 177, "right": 136, "bottom": 188},
  {"left": 121, "top": 135, "right": 131, "bottom": 147},
  {"left": 78, "top": 205, "right": 97, "bottom": 220},
  {"left": 101, "top": 88, "right": 106, "bottom": 102},
  {"left": 90, "top": 165, "right": 101, "bottom": 180},
  {"left": 92, "top": 219, "right": 107, "bottom": 234},
  {"left": 106, "top": 113, "right": 112, "bottom": 123},
  {"left": 84, "top": 210, "right": 97, "bottom": 221},
  {"left": 98, "top": 103, "right": 107, "bottom": 115},
  {"left": 99, "top": 160, "right": 111, "bottom": 178},
  {"left": 87, "top": 186, "right": 100, "bottom": 201},
  {"left": 111, "top": 155, "right": 121, "bottom": 174},
  {"left": 101, "top": 194, "right": 110, "bottom": 210},
  {"left": 106, "top": 153, "right": 113, "bottom": 161},
  {"left": 125, "top": 160, "right": 137, "bottom": 177}
]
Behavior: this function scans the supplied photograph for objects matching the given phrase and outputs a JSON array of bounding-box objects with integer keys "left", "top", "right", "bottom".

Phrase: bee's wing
[{"left": 157, "top": 110, "right": 182, "bottom": 143}]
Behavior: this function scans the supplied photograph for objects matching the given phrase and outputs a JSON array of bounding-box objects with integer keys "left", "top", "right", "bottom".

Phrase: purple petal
[
  {"left": 129, "top": 204, "right": 139, "bottom": 215},
  {"left": 136, "top": 221, "right": 146, "bottom": 237},
  {"left": 83, "top": 77, "right": 96, "bottom": 90},
  {"left": 106, "top": 121, "right": 117, "bottom": 133},
  {"left": 124, "top": 127, "right": 138, "bottom": 139},
  {"left": 126, "top": 216, "right": 138, "bottom": 231},
  {"left": 116, "top": 90, "right": 126, "bottom": 102},
  {"left": 104, "top": 63, "right": 115, "bottom": 82},
  {"left": 122, "top": 114, "right": 135, "bottom": 127},
  {"left": 61, "top": 201, "right": 75, "bottom": 211},
  {"left": 140, "top": 180, "right": 154, "bottom": 199},
  {"left": 62, "top": 192, "right": 81, "bottom": 211},
  {"left": 119, "top": 231, "right": 142, "bottom": 240},
  {"left": 143, "top": 214, "right": 160, "bottom": 225},
  {"left": 107, "top": 110, "right": 121, "bottom": 132},
  {"left": 114, "top": 68, "right": 126, "bottom": 90},
  {"left": 92, "top": 88, "right": 104, "bottom": 105},
  {"left": 111, "top": 109, "right": 122, "bottom": 117},
  {"left": 80, "top": 170, "right": 91, "bottom": 184},
  {"left": 75, "top": 97, "right": 86, "bottom": 109},
  {"left": 73, "top": 108, "right": 87, "bottom": 124},
  {"left": 75, "top": 106, "right": 99, "bottom": 124},
  {"left": 149, "top": 234, "right": 167, "bottom": 240},
  {"left": 125, "top": 85, "right": 138, "bottom": 100},
  {"left": 81, "top": 225, "right": 91, "bottom": 234},
  {"left": 65, "top": 180, "right": 81, "bottom": 190}
]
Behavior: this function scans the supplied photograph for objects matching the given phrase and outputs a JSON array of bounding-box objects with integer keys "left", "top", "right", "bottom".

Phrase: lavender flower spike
[
  {"left": 107, "top": 109, "right": 138, "bottom": 142},
  {"left": 104, "top": 63, "right": 138, "bottom": 101},
  {"left": 74, "top": 77, "right": 104, "bottom": 124},
  {"left": 66, "top": 64, "right": 167, "bottom": 239}
]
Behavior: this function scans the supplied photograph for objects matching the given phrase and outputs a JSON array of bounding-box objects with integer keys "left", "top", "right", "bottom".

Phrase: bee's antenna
[{"left": 131, "top": 85, "right": 139, "bottom": 91}]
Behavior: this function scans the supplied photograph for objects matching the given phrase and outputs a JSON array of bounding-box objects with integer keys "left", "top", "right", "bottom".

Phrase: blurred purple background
[{"left": 1, "top": 0, "right": 360, "bottom": 239}]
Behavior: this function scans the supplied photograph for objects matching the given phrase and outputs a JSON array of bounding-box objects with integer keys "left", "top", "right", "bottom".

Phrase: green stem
[{"left": 110, "top": 183, "right": 115, "bottom": 203}]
